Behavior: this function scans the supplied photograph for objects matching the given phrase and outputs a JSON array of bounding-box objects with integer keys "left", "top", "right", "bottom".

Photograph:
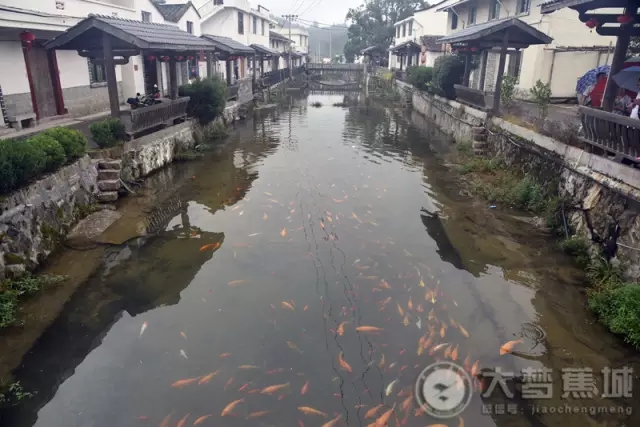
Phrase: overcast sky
[{"left": 259, "top": 0, "right": 360, "bottom": 25}]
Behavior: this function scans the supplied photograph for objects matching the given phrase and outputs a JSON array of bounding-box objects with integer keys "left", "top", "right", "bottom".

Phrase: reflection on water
[{"left": 2, "top": 93, "right": 638, "bottom": 427}]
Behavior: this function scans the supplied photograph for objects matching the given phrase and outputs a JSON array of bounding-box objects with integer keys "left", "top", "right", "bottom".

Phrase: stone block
[
  {"left": 5, "top": 264, "right": 26, "bottom": 279},
  {"left": 99, "top": 160, "right": 122, "bottom": 170},
  {"left": 98, "top": 169, "right": 120, "bottom": 180},
  {"left": 66, "top": 209, "right": 122, "bottom": 249},
  {"left": 97, "top": 191, "right": 118, "bottom": 202},
  {"left": 98, "top": 180, "right": 120, "bottom": 192}
]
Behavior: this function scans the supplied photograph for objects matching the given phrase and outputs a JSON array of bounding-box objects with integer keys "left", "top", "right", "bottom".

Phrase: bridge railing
[{"left": 307, "top": 63, "right": 364, "bottom": 71}]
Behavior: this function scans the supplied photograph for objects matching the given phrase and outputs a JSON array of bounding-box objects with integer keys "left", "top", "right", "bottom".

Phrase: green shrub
[
  {"left": 432, "top": 55, "right": 466, "bottom": 99},
  {"left": 530, "top": 79, "right": 552, "bottom": 121},
  {"left": 90, "top": 118, "right": 125, "bottom": 148},
  {"left": 588, "top": 284, "right": 640, "bottom": 349},
  {"left": 559, "top": 236, "right": 591, "bottom": 268},
  {"left": 407, "top": 66, "right": 434, "bottom": 90},
  {"left": 42, "top": 127, "right": 87, "bottom": 160},
  {"left": 501, "top": 75, "right": 518, "bottom": 109},
  {"left": 179, "top": 76, "right": 227, "bottom": 124},
  {"left": 27, "top": 134, "right": 66, "bottom": 172},
  {"left": 5, "top": 140, "right": 46, "bottom": 188}
]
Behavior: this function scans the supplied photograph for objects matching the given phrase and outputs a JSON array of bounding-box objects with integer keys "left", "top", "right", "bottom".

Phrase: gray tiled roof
[
  {"left": 45, "top": 14, "right": 214, "bottom": 51},
  {"left": 269, "top": 31, "right": 291, "bottom": 42},
  {"left": 438, "top": 17, "right": 552, "bottom": 46},
  {"left": 420, "top": 35, "right": 445, "bottom": 52},
  {"left": 201, "top": 34, "right": 255, "bottom": 55},
  {"left": 250, "top": 44, "right": 280, "bottom": 56}
]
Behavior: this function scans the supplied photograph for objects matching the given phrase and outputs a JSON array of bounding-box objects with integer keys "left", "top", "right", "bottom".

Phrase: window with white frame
[
  {"left": 402, "top": 23, "right": 406, "bottom": 37},
  {"left": 396, "top": 26, "right": 400, "bottom": 38},
  {"left": 408, "top": 20, "right": 413, "bottom": 36},
  {"left": 261, "top": 19, "right": 265, "bottom": 36},
  {"left": 468, "top": 4, "right": 477, "bottom": 24},
  {"left": 141, "top": 11, "right": 151, "bottom": 22},
  {"left": 517, "top": 0, "right": 531, "bottom": 14},
  {"left": 507, "top": 50, "right": 523, "bottom": 82},
  {"left": 238, "top": 12, "right": 244, "bottom": 34},
  {"left": 451, "top": 13, "right": 458, "bottom": 30},
  {"left": 186, "top": 21, "right": 194, "bottom": 34},
  {"left": 489, "top": 0, "right": 500, "bottom": 20},
  {"left": 253, "top": 16, "right": 257, "bottom": 34}
]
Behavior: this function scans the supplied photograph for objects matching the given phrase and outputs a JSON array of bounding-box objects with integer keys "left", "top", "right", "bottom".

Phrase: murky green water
[{"left": 2, "top": 93, "right": 638, "bottom": 427}]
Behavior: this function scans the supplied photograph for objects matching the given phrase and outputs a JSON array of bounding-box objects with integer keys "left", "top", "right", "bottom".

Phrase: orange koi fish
[
  {"left": 261, "top": 383, "right": 290, "bottom": 394},
  {"left": 337, "top": 321, "right": 346, "bottom": 336},
  {"left": 221, "top": 398, "right": 244, "bottom": 417},
  {"left": 355, "top": 326, "right": 383, "bottom": 333},
  {"left": 298, "top": 406, "right": 328, "bottom": 417},
  {"left": 451, "top": 345, "right": 459, "bottom": 361},
  {"left": 227, "top": 280, "right": 247, "bottom": 286},
  {"left": 338, "top": 351, "right": 353, "bottom": 373},
  {"left": 458, "top": 324, "right": 470, "bottom": 338},
  {"left": 159, "top": 413, "right": 172, "bottom": 427},
  {"left": 198, "top": 370, "right": 219, "bottom": 385},
  {"left": 199, "top": 243, "right": 220, "bottom": 252},
  {"left": 176, "top": 413, "right": 190, "bottom": 427},
  {"left": 281, "top": 228, "right": 287, "bottom": 237},
  {"left": 219, "top": 352, "right": 232, "bottom": 358},
  {"left": 247, "top": 411, "right": 272, "bottom": 419},
  {"left": 193, "top": 414, "right": 212, "bottom": 425},
  {"left": 364, "top": 404, "right": 383, "bottom": 419},
  {"left": 500, "top": 338, "right": 523, "bottom": 355},
  {"left": 301, "top": 380, "right": 309, "bottom": 395},
  {"left": 372, "top": 404, "right": 395, "bottom": 426},
  {"left": 171, "top": 377, "right": 201, "bottom": 388},
  {"left": 407, "top": 297, "right": 413, "bottom": 311},
  {"left": 471, "top": 360, "right": 480, "bottom": 377},
  {"left": 281, "top": 301, "right": 295, "bottom": 311},
  {"left": 458, "top": 416, "right": 465, "bottom": 427},
  {"left": 396, "top": 302, "right": 405, "bottom": 317},
  {"left": 379, "top": 279, "right": 392, "bottom": 289},
  {"left": 322, "top": 415, "right": 342, "bottom": 427}
]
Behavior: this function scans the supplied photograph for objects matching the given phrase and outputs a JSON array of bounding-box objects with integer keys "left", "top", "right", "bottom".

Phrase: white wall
[
  {"left": 0, "top": 0, "right": 136, "bottom": 18},
  {"left": 134, "top": 0, "right": 166, "bottom": 23},
  {"left": 0, "top": 41, "right": 30, "bottom": 95}
]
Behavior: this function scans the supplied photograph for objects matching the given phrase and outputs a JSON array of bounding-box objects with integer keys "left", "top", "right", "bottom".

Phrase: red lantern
[
  {"left": 19, "top": 31, "right": 36, "bottom": 50},
  {"left": 176, "top": 56, "right": 183, "bottom": 61},
  {"left": 585, "top": 18, "right": 598, "bottom": 29},
  {"left": 147, "top": 55, "right": 156, "bottom": 61},
  {"left": 470, "top": 47, "right": 478, "bottom": 52},
  {"left": 187, "top": 56, "right": 194, "bottom": 60},
  {"left": 160, "top": 56, "right": 169, "bottom": 62},
  {"left": 617, "top": 14, "right": 633, "bottom": 24}
]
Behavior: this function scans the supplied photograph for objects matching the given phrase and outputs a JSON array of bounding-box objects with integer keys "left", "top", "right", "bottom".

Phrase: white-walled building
[
  {"left": 436, "top": 0, "right": 616, "bottom": 98},
  {"left": 269, "top": 30, "right": 292, "bottom": 70},
  {"left": 276, "top": 23, "right": 308, "bottom": 66},
  {"left": 0, "top": 0, "right": 205, "bottom": 128},
  {"left": 194, "top": 0, "right": 276, "bottom": 82},
  {"left": 388, "top": 2, "right": 449, "bottom": 70}
]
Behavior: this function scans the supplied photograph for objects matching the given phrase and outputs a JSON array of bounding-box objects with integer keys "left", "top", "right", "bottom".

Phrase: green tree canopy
[{"left": 344, "top": 0, "right": 426, "bottom": 63}]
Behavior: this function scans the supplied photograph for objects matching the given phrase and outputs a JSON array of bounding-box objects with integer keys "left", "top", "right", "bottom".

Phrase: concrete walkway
[{"left": 0, "top": 108, "right": 131, "bottom": 148}]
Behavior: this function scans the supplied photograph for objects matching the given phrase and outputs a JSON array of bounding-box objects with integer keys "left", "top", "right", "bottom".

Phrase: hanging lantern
[
  {"left": 470, "top": 47, "right": 478, "bottom": 52},
  {"left": 20, "top": 31, "right": 36, "bottom": 50},
  {"left": 160, "top": 56, "right": 169, "bottom": 62},
  {"left": 585, "top": 18, "right": 598, "bottom": 29},
  {"left": 187, "top": 56, "right": 194, "bottom": 60},
  {"left": 147, "top": 55, "right": 156, "bottom": 61},
  {"left": 176, "top": 56, "right": 183, "bottom": 61},
  {"left": 617, "top": 14, "right": 633, "bottom": 24}
]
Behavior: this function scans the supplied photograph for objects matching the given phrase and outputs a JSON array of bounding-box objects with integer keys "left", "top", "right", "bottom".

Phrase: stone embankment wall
[
  {"left": 0, "top": 156, "right": 98, "bottom": 278},
  {"left": 404, "top": 81, "right": 640, "bottom": 279}
]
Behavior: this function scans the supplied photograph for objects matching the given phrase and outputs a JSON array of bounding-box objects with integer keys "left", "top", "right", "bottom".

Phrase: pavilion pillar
[
  {"left": 252, "top": 54, "right": 257, "bottom": 84},
  {"left": 225, "top": 60, "right": 232, "bottom": 85},
  {"left": 206, "top": 53, "right": 213, "bottom": 78},
  {"left": 463, "top": 53, "right": 471, "bottom": 86},
  {"left": 478, "top": 50, "right": 488, "bottom": 91},
  {"left": 169, "top": 58, "right": 178, "bottom": 100},
  {"left": 602, "top": 23, "right": 631, "bottom": 112},
  {"left": 102, "top": 33, "right": 120, "bottom": 118},
  {"left": 492, "top": 30, "right": 510, "bottom": 114}
]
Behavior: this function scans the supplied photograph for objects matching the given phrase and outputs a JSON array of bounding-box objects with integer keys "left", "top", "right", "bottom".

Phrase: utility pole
[
  {"left": 282, "top": 14, "right": 297, "bottom": 79},
  {"left": 329, "top": 25, "right": 332, "bottom": 61}
]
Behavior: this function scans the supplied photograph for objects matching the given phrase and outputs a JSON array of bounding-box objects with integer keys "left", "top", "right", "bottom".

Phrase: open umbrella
[
  {"left": 576, "top": 64, "right": 610, "bottom": 94},
  {"left": 612, "top": 66, "right": 640, "bottom": 92}
]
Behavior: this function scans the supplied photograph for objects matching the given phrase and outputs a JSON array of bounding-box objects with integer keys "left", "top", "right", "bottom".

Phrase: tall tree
[{"left": 344, "top": 0, "right": 426, "bottom": 63}]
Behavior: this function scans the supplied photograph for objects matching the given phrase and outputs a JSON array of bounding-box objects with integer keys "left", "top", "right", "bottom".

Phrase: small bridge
[{"left": 307, "top": 63, "right": 365, "bottom": 73}]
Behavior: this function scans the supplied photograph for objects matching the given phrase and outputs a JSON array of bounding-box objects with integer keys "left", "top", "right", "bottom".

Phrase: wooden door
[{"left": 27, "top": 46, "right": 57, "bottom": 118}]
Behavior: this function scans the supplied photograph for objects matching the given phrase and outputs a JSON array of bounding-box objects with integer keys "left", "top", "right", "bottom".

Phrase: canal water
[{"left": 2, "top": 93, "right": 638, "bottom": 427}]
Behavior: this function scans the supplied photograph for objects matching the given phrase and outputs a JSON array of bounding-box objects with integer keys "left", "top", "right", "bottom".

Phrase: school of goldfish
[{"left": 140, "top": 186, "right": 527, "bottom": 427}]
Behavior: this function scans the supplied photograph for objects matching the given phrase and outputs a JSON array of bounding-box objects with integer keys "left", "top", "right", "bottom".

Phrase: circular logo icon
[{"left": 415, "top": 361, "right": 473, "bottom": 419}]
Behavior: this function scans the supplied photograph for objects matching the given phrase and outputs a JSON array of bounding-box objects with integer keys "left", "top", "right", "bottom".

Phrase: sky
[{"left": 259, "top": 0, "right": 361, "bottom": 26}]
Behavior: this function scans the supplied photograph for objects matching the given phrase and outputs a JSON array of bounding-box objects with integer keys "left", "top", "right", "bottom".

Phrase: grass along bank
[
  {"left": 452, "top": 142, "right": 640, "bottom": 349},
  {"left": 0, "top": 274, "right": 66, "bottom": 329}
]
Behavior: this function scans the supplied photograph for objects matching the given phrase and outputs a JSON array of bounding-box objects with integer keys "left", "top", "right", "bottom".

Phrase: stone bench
[{"left": 8, "top": 113, "right": 36, "bottom": 130}]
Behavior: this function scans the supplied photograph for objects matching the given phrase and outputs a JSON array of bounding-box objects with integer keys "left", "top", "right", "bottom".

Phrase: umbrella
[
  {"left": 612, "top": 66, "right": 640, "bottom": 92},
  {"left": 576, "top": 65, "right": 610, "bottom": 94}
]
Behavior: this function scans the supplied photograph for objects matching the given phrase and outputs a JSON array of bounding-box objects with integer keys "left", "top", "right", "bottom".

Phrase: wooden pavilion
[
  {"left": 389, "top": 40, "right": 422, "bottom": 71},
  {"left": 438, "top": 17, "right": 553, "bottom": 113},
  {"left": 45, "top": 14, "right": 216, "bottom": 121},
  {"left": 200, "top": 34, "right": 255, "bottom": 86}
]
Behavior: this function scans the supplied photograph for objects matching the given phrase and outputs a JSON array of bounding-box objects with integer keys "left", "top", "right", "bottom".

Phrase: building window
[
  {"left": 451, "top": 13, "right": 458, "bottom": 30},
  {"left": 517, "top": 0, "right": 531, "bottom": 14},
  {"left": 489, "top": 0, "right": 500, "bottom": 20},
  {"left": 186, "top": 21, "right": 194, "bottom": 34},
  {"left": 261, "top": 19, "right": 265, "bottom": 36},
  {"left": 468, "top": 5, "right": 477, "bottom": 24},
  {"left": 88, "top": 59, "right": 106, "bottom": 84},
  {"left": 238, "top": 12, "right": 244, "bottom": 34},
  {"left": 408, "top": 20, "right": 413, "bottom": 36},
  {"left": 214, "top": 0, "right": 224, "bottom": 4},
  {"left": 253, "top": 16, "right": 257, "bottom": 34},
  {"left": 402, "top": 23, "right": 406, "bottom": 37},
  {"left": 300, "top": 35, "right": 303, "bottom": 46},
  {"left": 141, "top": 11, "right": 152, "bottom": 22},
  {"left": 396, "top": 26, "right": 400, "bottom": 38},
  {"left": 507, "top": 50, "right": 523, "bottom": 82}
]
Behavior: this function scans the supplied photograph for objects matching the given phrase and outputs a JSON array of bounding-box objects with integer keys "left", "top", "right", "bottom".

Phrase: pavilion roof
[
  {"left": 45, "top": 15, "right": 215, "bottom": 52},
  {"left": 250, "top": 43, "right": 280, "bottom": 57},
  {"left": 389, "top": 40, "right": 422, "bottom": 53},
  {"left": 201, "top": 34, "right": 254, "bottom": 56},
  {"left": 540, "top": 0, "right": 640, "bottom": 36},
  {"left": 438, "top": 17, "right": 552, "bottom": 48}
]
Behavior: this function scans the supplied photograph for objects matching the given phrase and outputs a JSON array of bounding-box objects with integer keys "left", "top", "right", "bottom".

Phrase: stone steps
[{"left": 96, "top": 158, "right": 122, "bottom": 204}]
